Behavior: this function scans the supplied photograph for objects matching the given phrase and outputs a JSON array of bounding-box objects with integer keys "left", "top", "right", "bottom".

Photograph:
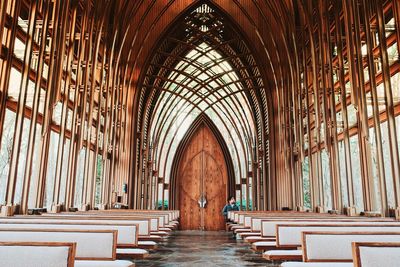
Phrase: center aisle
[{"left": 134, "top": 230, "right": 279, "bottom": 267}]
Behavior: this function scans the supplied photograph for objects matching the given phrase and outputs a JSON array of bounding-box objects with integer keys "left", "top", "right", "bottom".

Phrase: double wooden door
[{"left": 178, "top": 123, "right": 227, "bottom": 230}]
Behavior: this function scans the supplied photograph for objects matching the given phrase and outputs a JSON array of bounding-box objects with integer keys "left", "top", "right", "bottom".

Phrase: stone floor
[{"left": 134, "top": 230, "right": 281, "bottom": 267}]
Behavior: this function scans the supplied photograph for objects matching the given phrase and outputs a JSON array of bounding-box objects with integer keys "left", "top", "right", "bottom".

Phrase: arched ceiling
[
  {"left": 108, "top": 0, "right": 297, "bottom": 109},
  {"left": 104, "top": 0, "right": 299, "bottom": 209},
  {"left": 141, "top": 3, "right": 262, "bottom": 186}
]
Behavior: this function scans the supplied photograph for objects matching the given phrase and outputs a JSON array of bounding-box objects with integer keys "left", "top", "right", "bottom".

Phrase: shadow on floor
[{"left": 133, "top": 230, "right": 281, "bottom": 267}]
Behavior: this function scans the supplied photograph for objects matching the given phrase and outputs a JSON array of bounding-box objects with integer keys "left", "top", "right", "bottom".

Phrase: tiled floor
[{"left": 134, "top": 230, "right": 281, "bottom": 267}]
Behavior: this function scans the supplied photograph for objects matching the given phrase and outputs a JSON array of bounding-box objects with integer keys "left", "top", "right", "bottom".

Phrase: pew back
[
  {"left": 277, "top": 224, "right": 400, "bottom": 247},
  {"left": 303, "top": 232, "right": 400, "bottom": 262},
  {"left": 0, "top": 229, "right": 117, "bottom": 260},
  {"left": 0, "top": 217, "right": 151, "bottom": 236},
  {"left": 0, "top": 222, "right": 138, "bottom": 247},
  {"left": 0, "top": 242, "right": 75, "bottom": 267},
  {"left": 352, "top": 242, "right": 400, "bottom": 267}
]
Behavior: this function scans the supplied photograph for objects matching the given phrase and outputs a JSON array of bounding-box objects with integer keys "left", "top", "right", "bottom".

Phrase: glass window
[
  {"left": 391, "top": 72, "right": 400, "bottom": 104},
  {"left": 13, "top": 38, "right": 26, "bottom": 60},
  {"left": 28, "top": 124, "right": 42, "bottom": 208},
  {"left": 347, "top": 104, "right": 358, "bottom": 127},
  {"left": 95, "top": 155, "right": 103, "bottom": 207},
  {"left": 8, "top": 68, "right": 22, "bottom": 100},
  {"left": 74, "top": 148, "right": 86, "bottom": 207},
  {"left": 338, "top": 141, "right": 349, "bottom": 207},
  {"left": 381, "top": 121, "right": 396, "bottom": 208},
  {"left": 59, "top": 139, "right": 70, "bottom": 204},
  {"left": 44, "top": 131, "right": 60, "bottom": 207},
  {"left": 0, "top": 110, "right": 16, "bottom": 204},
  {"left": 366, "top": 92, "right": 373, "bottom": 118},
  {"left": 368, "top": 127, "right": 382, "bottom": 212},
  {"left": 321, "top": 149, "right": 332, "bottom": 210},
  {"left": 302, "top": 157, "right": 311, "bottom": 209},
  {"left": 387, "top": 42, "right": 398, "bottom": 65},
  {"left": 52, "top": 102, "right": 63, "bottom": 125},
  {"left": 14, "top": 118, "right": 31, "bottom": 204},
  {"left": 350, "top": 135, "right": 364, "bottom": 212}
]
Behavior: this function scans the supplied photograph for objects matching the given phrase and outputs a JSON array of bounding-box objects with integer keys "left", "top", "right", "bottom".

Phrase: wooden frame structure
[{"left": 0, "top": 0, "right": 398, "bottom": 216}]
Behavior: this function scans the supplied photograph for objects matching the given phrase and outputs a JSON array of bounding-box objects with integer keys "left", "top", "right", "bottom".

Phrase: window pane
[
  {"left": 59, "top": 139, "right": 70, "bottom": 204},
  {"left": 14, "top": 118, "right": 31, "bottom": 204},
  {"left": 350, "top": 135, "right": 364, "bottom": 212},
  {"left": 381, "top": 121, "right": 395, "bottom": 208},
  {"left": 321, "top": 149, "right": 332, "bottom": 210},
  {"left": 338, "top": 141, "right": 349, "bottom": 207},
  {"left": 28, "top": 124, "right": 42, "bottom": 208},
  {"left": 368, "top": 127, "right": 382, "bottom": 212},
  {"left": 44, "top": 131, "right": 60, "bottom": 207},
  {"left": 95, "top": 155, "right": 103, "bottom": 207},
  {"left": 302, "top": 157, "right": 311, "bottom": 209},
  {"left": 74, "top": 148, "right": 86, "bottom": 207},
  {"left": 0, "top": 110, "right": 16, "bottom": 204}
]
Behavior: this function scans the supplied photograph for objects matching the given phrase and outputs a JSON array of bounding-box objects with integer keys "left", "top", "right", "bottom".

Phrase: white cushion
[
  {"left": 305, "top": 233, "right": 400, "bottom": 261},
  {"left": 281, "top": 263, "right": 353, "bottom": 267},
  {"left": 253, "top": 241, "right": 276, "bottom": 246},
  {"left": 245, "top": 236, "right": 265, "bottom": 241},
  {"left": 151, "top": 231, "right": 167, "bottom": 235},
  {"left": 0, "top": 245, "right": 70, "bottom": 267},
  {"left": 116, "top": 248, "right": 148, "bottom": 255},
  {"left": 75, "top": 260, "right": 134, "bottom": 267},
  {"left": 359, "top": 246, "right": 400, "bottom": 267},
  {"left": 264, "top": 250, "right": 302, "bottom": 256},
  {"left": 138, "top": 241, "right": 156, "bottom": 246}
]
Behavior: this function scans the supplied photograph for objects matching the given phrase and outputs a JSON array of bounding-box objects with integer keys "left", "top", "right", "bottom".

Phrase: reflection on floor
[{"left": 134, "top": 230, "right": 280, "bottom": 267}]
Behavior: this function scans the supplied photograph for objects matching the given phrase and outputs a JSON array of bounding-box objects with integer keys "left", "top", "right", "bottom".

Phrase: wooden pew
[
  {"left": 0, "top": 241, "right": 76, "bottom": 267},
  {"left": 0, "top": 216, "right": 160, "bottom": 248},
  {"left": 280, "top": 232, "right": 400, "bottom": 267},
  {"left": 0, "top": 229, "right": 134, "bottom": 266},
  {"left": 0, "top": 221, "right": 153, "bottom": 254},
  {"left": 77, "top": 211, "right": 174, "bottom": 233},
  {"left": 251, "top": 219, "right": 398, "bottom": 251},
  {"left": 262, "top": 224, "right": 400, "bottom": 260},
  {"left": 40, "top": 213, "right": 170, "bottom": 240},
  {"left": 0, "top": 216, "right": 152, "bottom": 236},
  {"left": 242, "top": 216, "right": 366, "bottom": 242},
  {"left": 86, "top": 209, "right": 180, "bottom": 228},
  {"left": 352, "top": 242, "right": 400, "bottom": 267},
  {"left": 33, "top": 214, "right": 160, "bottom": 233}
]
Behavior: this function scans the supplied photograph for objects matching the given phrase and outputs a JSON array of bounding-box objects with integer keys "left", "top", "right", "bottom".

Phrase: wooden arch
[{"left": 169, "top": 113, "right": 235, "bottom": 209}]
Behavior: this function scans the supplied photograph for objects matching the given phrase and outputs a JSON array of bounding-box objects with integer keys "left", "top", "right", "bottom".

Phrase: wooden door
[{"left": 178, "top": 123, "right": 227, "bottom": 230}]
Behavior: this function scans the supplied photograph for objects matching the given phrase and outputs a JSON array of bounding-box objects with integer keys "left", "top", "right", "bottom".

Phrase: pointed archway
[{"left": 170, "top": 113, "right": 235, "bottom": 230}]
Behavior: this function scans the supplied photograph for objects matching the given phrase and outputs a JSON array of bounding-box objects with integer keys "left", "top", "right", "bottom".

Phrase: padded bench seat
[
  {"left": 116, "top": 248, "right": 149, "bottom": 259},
  {"left": 245, "top": 236, "right": 273, "bottom": 243},
  {"left": 75, "top": 260, "right": 134, "bottom": 267},
  {"left": 263, "top": 249, "right": 302, "bottom": 261},
  {"left": 234, "top": 228, "right": 252, "bottom": 233},
  {"left": 238, "top": 232, "right": 260, "bottom": 239},
  {"left": 139, "top": 235, "right": 163, "bottom": 242},
  {"left": 137, "top": 240, "right": 157, "bottom": 249},
  {"left": 151, "top": 231, "right": 168, "bottom": 236},
  {"left": 252, "top": 241, "right": 295, "bottom": 252},
  {"left": 281, "top": 263, "right": 353, "bottom": 267}
]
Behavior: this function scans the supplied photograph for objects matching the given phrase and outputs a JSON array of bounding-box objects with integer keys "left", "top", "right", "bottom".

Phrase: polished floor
[{"left": 135, "top": 231, "right": 280, "bottom": 267}]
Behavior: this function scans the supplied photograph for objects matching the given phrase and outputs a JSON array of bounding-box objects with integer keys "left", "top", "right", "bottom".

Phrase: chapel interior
[{"left": 0, "top": 0, "right": 399, "bottom": 266}]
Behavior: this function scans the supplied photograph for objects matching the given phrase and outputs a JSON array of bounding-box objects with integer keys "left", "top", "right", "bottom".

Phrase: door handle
[{"left": 198, "top": 194, "right": 207, "bottom": 208}]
